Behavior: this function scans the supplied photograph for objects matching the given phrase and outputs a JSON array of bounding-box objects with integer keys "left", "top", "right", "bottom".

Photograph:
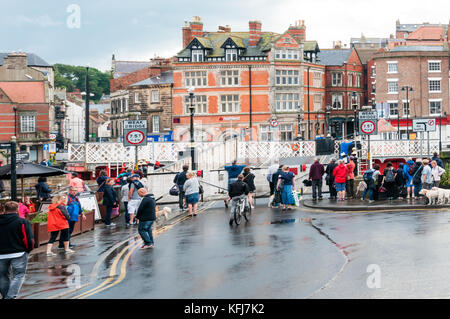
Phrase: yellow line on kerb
[
  {"left": 73, "top": 200, "right": 216, "bottom": 298},
  {"left": 77, "top": 240, "right": 142, "bottom": 299},
  {"left": 72, "top": 241, "right": 137, "bottom": 299}
]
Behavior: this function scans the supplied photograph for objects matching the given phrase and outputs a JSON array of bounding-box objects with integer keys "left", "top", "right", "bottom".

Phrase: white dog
[
  {"left": 419, "top": 188, "right": 440, "bottom": 205},
  {"left": 435, "top": 187, "right": 450, "bottom": 205}
]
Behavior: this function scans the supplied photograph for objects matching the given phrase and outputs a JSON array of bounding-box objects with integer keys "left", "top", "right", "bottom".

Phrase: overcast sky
[{"left": 2, "top": 0, "right": 449, "bottom": 71}]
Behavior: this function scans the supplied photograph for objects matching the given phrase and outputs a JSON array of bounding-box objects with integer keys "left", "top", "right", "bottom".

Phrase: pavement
[
  {"left": 18, "top": 196, "right": 450, "bottom": 299},
  {"left": 302, "top": 197, "right": 450, "bottom": 211}
]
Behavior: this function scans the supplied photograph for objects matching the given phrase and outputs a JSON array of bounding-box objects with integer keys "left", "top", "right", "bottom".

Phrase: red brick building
[
  {"left": 318, "top": 47, "right": 365, "bottom": 139},
  {"left": 0, "top": 52, "right": 53, "bottom": 162},
  {"left": 373, "top": 45, "right": 450, "bottom": 140},
  {"left": 173, "top": 17, "right": 324, "bottom": 142}
]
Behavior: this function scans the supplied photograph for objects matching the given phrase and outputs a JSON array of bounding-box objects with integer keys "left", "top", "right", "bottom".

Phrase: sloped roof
[
  {"left": 178, "top": 31, "right": 280, "bottom": 58},
  {"left": 0, "top": 53, "right": 51, "bottom": 67},
  {"left": 406, "top": 26, "right": 444, "bottom": 40},
  {"left": 130, "top": 71, "right": 173, "bottom": 86},
  {"left": 0, "top": 81, "right": 46, "bottom": 103},
  {"left": 317, "top": 49, "right": 352, "bottom": 66},
  {"left": 113, "top": 61, "right": 151, "bottom": 79},
  {"left": 354, "top": 48, "right": 379, "bottom": 64},
  {"left": 391, "top": 45, "right": 447, "bottom": 52},
  {"left": 304, "top": 41, "right": 320, "bottom": 52}
]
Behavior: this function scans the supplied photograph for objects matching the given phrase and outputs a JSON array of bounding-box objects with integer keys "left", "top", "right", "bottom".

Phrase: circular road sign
[
  {"left": 428, "top": 119, "right": 435, "bottom": 126},
  {"left": 360, "top": 120, "right": 376, "bottom": 134},
  {"left": 125, "top": 130, "right": 146, "bottom": 145},
  {"left": 270, "top": 119, "right": 279, "bottom": 127}
]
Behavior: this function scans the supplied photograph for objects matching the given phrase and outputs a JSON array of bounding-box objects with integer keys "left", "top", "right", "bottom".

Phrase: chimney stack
[
  {"left": 3, "top": 52, "right": 27, "bottom": 70},
  {"left": 182, "top": 17, "right": 204, "bottom": 48},
  {"left": 218, "top": 25, "right": 231, "bottom": 32},
  {"left": 288, "top": 20, "right": 306, "bottom": 42},
  {"left": 249, "top": 20, "right": 262, "bottom": 46}
]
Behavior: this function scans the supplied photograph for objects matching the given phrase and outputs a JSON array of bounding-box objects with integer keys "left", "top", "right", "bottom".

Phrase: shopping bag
[
  {"left": 292, "top": 190, "right": 300, "bottom": 206},
  {"left": 111, "top": 207, "right": 120, "bottom": 218},
  {"left": 169, "top": 184, "right": 180, "bottom": 196}
]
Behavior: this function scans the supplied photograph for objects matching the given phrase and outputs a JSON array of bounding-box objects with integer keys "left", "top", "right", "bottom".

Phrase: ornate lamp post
[
  {"left": 401, "top": 86, "right": 413, "bottom": 140},
  {"left": 188, "top": 87, "right": 196, "bottom": 170},
  {"left": 352, "top": 92, "right": 358, "bottom": 137},
  {"left": 325, "top": 104, "right": 331, "bottom": 136}
]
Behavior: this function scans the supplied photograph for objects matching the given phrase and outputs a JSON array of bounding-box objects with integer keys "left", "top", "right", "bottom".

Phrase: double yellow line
[{"left": 71, "top": 201, "right": 217, "bottom": 299}]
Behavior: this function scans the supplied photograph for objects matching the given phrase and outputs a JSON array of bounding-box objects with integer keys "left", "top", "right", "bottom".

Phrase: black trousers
[
  {"left": 346, "top": 179, "right": 354, "bottom": 198},
  {"left": 49, "top": 229, "right": 69, "bottom": 244}
]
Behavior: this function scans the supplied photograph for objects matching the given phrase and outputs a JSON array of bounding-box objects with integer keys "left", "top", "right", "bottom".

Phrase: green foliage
[
  {"left": 54, "top": 64, "right": 111, "bottom": 103},
  {"left": 441, "top": 163, "right": 450, "bottom": 187},
  {"left": 31, "top": 212, "right": 48, "bottom": 224}
]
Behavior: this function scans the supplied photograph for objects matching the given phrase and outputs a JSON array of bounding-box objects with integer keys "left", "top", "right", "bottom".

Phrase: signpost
[
  {"left": 1, "top": 139, "right": 17, "bottom": 201},
  {"left": 123, "top": 120, "right": 148, "bottom": 169},
  {"left": 413, "top": 119, "right": 436, "bottom": 157},
  {"left": 359, "top": 111, "right": 378, "bottom": 169},
  {"left": 16, "top": 152, "right": 29, "bottom": 162}
]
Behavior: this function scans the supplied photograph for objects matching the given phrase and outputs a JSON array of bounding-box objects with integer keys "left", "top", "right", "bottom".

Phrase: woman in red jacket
[
  {"left": 46, "top": 195, "right": 73, "bottom": 256},
  {"left": 333, "top": 159, "right": 349, "bottom": 201}
]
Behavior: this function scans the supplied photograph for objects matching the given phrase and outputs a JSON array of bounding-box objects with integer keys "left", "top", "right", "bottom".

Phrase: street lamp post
[
  {"left": 352, "top": 92, "right": 357, "bottom": 138},
  {"left": 401, "top": 86, "right": 413, "bottom": 140},
  {"left": 12, "top": 106, "right": 17, "bottom": 137},
  {"left": 85, "top": 66, "right": 90, "bottom": 142},
  {"left": 307, "top": 66, "right": 311, "bottom": 140},
  {"left": 188, "top": 88, "right": 196, "bottom": 170},
  {"left": 325, "top": 104, "right": 331, "bottom": 136},
  {"left": 297, "top": 112, "right": 302, "bottom": 140}
]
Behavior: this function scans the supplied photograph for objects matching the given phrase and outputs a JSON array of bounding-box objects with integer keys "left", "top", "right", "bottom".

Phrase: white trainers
[
  {"left": 46, "top": 252, "right": 56, "bottom": 257},
  {"left": 65, "top": 249, "right": 75, "bottom": 254}
]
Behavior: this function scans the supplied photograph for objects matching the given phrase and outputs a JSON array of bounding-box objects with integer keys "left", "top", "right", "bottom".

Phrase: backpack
[
  {"left": 363, "top": 169, "right": 374, "bottom": 183},
  {"left": 132, "top": 180, "right": 144, "bottom": 190},
  {"left": 408, "top": 164, "right": 414, "bottom": 176},
  {"left": 385, "top": 169, "right": 395, "bottom": 183}
]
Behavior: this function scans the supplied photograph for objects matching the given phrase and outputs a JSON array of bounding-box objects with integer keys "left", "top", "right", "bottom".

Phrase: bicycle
[{"left": 231, "top": 195, "right": 251, "bottom": 225}]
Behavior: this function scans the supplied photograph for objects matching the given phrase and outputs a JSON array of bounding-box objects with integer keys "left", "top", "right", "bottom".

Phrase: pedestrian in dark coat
[
  {"left": 102, "top": 179, "right": 118, "bottom": 227},
  {"left": 309, "top": 158, "right": 325, "bottom": 200},
  {"left": 325, "top": 159, "right": 338, "bottom": 199}
]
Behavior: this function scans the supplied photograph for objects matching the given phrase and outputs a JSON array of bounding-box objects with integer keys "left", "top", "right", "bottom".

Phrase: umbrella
[{"left": 0, "top": 162, "right": 69, "bottom": 199}]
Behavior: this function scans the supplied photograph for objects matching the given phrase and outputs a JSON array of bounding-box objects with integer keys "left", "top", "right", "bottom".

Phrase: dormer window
[
  {"left": 192, "top": 49, "right": 204, "bottom": 62},
  {"left": 226, "top": 49, "right": 238, "bottom": 61}
]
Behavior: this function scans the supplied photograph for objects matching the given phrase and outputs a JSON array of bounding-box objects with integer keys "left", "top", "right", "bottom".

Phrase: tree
[{"left": 54, "top": 64, "right": 111, "bottom": 103}]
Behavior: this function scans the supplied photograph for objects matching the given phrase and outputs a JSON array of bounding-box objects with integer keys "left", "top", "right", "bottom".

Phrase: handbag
[
  {"left": 169, "top": 184, "right": 180, "bottom": 196},
  {"left": 199, "top": 184, "right": 204, "bottom": 195},
  {"left": 111, "top": 206, "right": 120, "bottom": 218},
  {"left": 378, "top": 186, "right": 387, "bottom": 193}
]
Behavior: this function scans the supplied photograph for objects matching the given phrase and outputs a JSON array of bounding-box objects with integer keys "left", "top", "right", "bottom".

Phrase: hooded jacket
[
  {"left": 47, "top": 203, "right": 69, "bottom": 232},
  {"left": 0, "top": 213, "right": 34, "bottom": 254},
  {"left": 333, "top": 164, "right": 348, "bottom": 184},
  {"left": 136, "top": 194, "right": 156, "bottom": 222}
]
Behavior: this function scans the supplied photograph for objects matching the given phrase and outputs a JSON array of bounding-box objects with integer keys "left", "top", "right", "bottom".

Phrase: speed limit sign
[
  {"left": 360, "top": 120, "right": 377, "bottom": 135},
  {"left": 123, "top": 120, "right": 148, "bottom": 146},
  {"left": 125, "top": 130, "right": 145, "bottom": 145}
]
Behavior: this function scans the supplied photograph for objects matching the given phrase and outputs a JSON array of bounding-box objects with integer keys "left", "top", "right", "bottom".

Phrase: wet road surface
[{"left": 21, "top": 199, "right": 450, "bottom": 299}]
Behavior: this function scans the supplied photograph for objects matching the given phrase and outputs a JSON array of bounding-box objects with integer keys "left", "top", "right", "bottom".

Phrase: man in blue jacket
[
  {"left": 224, "top": 160, "right": 246, "bottom": 208},
  {"left": 59, "top": 187, "right": 85, "bottom": 249}
]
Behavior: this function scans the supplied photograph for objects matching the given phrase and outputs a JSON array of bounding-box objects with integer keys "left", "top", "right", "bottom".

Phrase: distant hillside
[{"left": 54, "top": 64, "right": 110, "bottom": 103}]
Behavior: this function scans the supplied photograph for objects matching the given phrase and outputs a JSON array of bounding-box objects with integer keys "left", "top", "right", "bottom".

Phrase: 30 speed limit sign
[{"left": 360, "top": 120, "right": 377, "bottom": 135}]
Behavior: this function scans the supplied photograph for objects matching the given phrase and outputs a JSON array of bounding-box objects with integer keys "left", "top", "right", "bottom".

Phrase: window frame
[{"left": 20, "top": 114, "right": 36, "bottom": 133}]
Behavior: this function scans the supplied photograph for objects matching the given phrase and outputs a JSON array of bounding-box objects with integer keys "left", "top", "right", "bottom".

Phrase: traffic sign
[
  {"left": 49, "top": 143, "right": 56, "bottom": 153},
  {"left": 270, "top": 119, "right": 279, "bottom": 127},
  {"left": 43, "top": 144, "right": 49, "bottom": 151},
  {"left": 413, "top": 118, "right": 436, "bottom": 132},
  {"left": 359, "top": 111, "right": 378, "bottom": 120},
  {"left": 123, "top": 120, "right": 148, "bottom": 147},
  {"left": 16, "top": 152, "right": 29, "bottom": 161},
  {"left": 359, "top": 120, "right": 377, "bottom": 135},
  {"left": 0, "top": 143, "right": 11, "bottom": 149},
  {"left": 49, "top": 133, "right": 57, "bottom": 140},
  {"left": 124, "top": 120, "right": 147, "bottom": 129},
  {"left": 125, "top": 130, "right": 146, "bottom": 145}
]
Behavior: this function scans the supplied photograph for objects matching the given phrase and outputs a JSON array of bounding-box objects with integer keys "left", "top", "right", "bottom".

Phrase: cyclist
[
  {"left": 228, "top": 174, "right": 249, "bottom": 226},
  {"left": 224, "top": 160, "right": 246, "bottom": 208}
]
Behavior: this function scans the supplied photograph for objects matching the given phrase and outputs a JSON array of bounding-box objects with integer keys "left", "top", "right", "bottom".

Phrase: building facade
[
  {"left": 318, "top": 48, "right": 365, "bottom": 139},
  {"left": 173, "top": 17, "right": 324, "bottom": 142},
  {"left": 0, "top": 52, "right": 54, "bottom": 162},
  {"left": 373, "top": 45, "right": 450, "bottom": 140}
]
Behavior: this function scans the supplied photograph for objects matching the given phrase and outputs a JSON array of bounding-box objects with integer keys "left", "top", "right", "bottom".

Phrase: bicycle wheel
[
  {"left": 244, "top": 204, "right": 251, "bottom": 222},
  {"left": 234, "top": 203, "right": 242, "bottom": 225}
]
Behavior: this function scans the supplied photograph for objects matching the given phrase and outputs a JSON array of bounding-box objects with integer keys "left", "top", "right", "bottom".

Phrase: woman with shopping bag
[{"left": 276, "top": 166, "right": 295, "bottom": 211}]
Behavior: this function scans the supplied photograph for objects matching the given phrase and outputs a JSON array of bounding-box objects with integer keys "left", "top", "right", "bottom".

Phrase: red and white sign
[
  {"left": 49, "top": 134, "right": 57, "bottom": 139},
  {"left": 360, "top": 120, "right": 376, "bottom": 134},
  {"left": 125, "top": 130, "right": 145, "bottom": 145},
  {"left": 270, "top": 119, "right": 279, "bottom": 127}
]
